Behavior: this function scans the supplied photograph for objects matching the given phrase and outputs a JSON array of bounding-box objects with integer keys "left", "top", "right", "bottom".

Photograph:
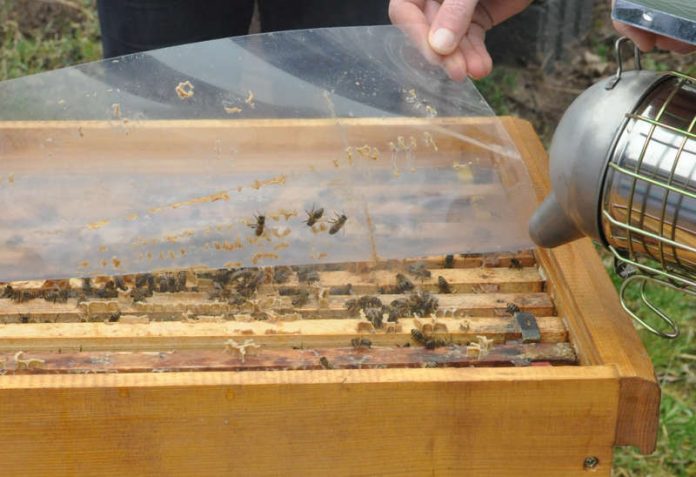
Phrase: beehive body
[{"left": 0, "top": 117, "right": 658, "bottom": 476}]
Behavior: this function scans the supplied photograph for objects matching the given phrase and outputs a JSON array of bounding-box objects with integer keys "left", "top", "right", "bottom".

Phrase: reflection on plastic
[{"left": 0, "top": 26, "right": 536, "bottom": 281}]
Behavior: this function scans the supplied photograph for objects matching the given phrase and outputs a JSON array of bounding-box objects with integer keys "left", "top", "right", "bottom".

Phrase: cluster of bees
[{"left": 249, "top": 205, "right": 347, "bottom": 237}]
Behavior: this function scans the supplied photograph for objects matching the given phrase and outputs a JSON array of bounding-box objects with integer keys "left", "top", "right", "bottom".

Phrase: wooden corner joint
[{"left": 613, "top": 374, "right": 660, "bottom": 455}]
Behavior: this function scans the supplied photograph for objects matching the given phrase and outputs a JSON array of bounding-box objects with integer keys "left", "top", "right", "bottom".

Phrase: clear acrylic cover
[{"left": 0, "top": 26, "right": 535, "bottom": 281}]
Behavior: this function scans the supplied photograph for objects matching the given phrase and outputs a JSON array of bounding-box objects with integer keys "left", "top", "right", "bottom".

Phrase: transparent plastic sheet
[{"left": 0, "top": 26, "right": 536, "bottom": 281}]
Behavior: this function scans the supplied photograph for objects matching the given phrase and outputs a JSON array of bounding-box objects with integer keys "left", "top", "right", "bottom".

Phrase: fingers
[
  {"left": 389, "top": 0, "right": 442, "bottom": 65},
  {"left": 428, "top": 0, "right": 478, "bottom": 55},
  {"left": 460, "top": 23, "right": 493, "bottom": 79},
  {"left": 612, "top": 21, "right": 656, "bottom": 51},
  {"left": 655, "top": 37, "right": 696, "bottom": 54}
]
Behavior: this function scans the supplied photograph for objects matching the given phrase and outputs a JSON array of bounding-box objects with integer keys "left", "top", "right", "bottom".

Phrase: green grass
[
  {"left": 604, "top": 253, "right": 696, "bottom": 477},
  {"left": 0, "top": 0, "right": 101, "bottom": 81},
  {"left": 1, "top": 2, "right": 694, "bottom": 475}
]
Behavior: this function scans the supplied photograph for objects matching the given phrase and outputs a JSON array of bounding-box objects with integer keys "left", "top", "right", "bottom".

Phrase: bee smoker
[{"left": 528, "top": 38, "right": 696, "bottom": 338}]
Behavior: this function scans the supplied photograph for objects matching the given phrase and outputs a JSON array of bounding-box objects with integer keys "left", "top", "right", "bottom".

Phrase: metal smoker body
[{"left": 529, "top": 39, "right": 696, "bottom": 338}]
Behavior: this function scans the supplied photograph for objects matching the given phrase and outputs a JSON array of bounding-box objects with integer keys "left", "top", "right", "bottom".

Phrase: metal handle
[
  {"left": 606, "top": 37, "right": 643, "bottom": 90},
  {"left": 618, "top": 274, "right": 681, "bottom": 339}
]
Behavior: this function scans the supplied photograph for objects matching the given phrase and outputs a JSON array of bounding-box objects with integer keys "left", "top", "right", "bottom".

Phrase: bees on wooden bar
[
  {"left": 509, "top": 258, "right": 523, "bottom": 269},
  {"left": 291, "top": 288, "right": 310, "bottom": 307},
  {"left": 329, "top": 283, "right": 352, "bottom": 295},
  {"left": 410, "top": 328, "right": 446, "bottom": 349},
  {"left": 297, "top": 267, "right": 320, "bottom": 284},
  {"left": 273, "top": 266, "right": 292, "bottom": 284},
  {"left": 506, "top": 303, "right": 521, "bottom": 315},
  {"left": 437, "top": 276, "right": 451, "bottom": 294},
  {"left": 319, "top": 356, "right": 333, "bottom": 369},
  {"left": 407, "top": 262, "right": 432, "bottom": 280},
  {"left": 395, "top": 273, "right": 415, "bottom": 293},
  {"left": 351, "top": 338, "right": 372, "bottom": 349},
  {"left": 328, "top": 213, "right": 348, "bottom": 235}
]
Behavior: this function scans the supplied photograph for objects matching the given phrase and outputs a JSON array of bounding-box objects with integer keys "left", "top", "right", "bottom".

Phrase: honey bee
[
  {"left": 328, "top": 213, "right": 348, "bottom": 235},
  {"left": 43, "top": 286, "right": 69, "bottom": 304},
  {"left": 249, "top": 214, "right": 265, "bottom": 236},
  {"left": 437, "top": 276, "right": 452, "bottom": 294},
  {"left": 505, "top": 303, "right": 521, "bottom": 315},
  {"left": 114, "top": 276, "right": 128, "bottom": 291},
  {"left": 509, "top": 258, "right": 523, "bottom": 270},
  {"left": 329, "top": 283, "right": 352, "bottom": 295},
  {"left": 407, "top": 263, "right": 432, "bottom": 280},
  {"left": 319, "top": 356, "right": 333, "bottom": 369},
  {"left": 411, "top": 328, "right": 426, "bottom": 344},
  {"left": 291, "top": 288, "right": 310, "bottom": 307},
  {"left": 1, "top": 285, "right": 14, "bottom": 299},
  {"left": 130, "top": 287, "right": 150, "bottom": 303},
  {"left": 351, "top": 338, "right": 372, "bottom": 349},
  {"left": 408, "top": 291, "right": 438, "bottom": 317},
  {"left": 444, "top": 254, "right": 454, "bottom": 269},
  {"left": 296, "top": 267, "right": 320, "bottom": 284},
  {"left": 304, "top": 205, "right": 324, "bottom": 227},
  {"left": 273, "top": 266, "right": 292, "bottom": 284},
  {"left": 95, "top": 281, "right": 118, "bottom": 299},
  {"left": 395, "top": 273, "right": 415, "bottom": 293},
  {"left": 410, "top": 328, "right": 445, "bottom": 349},
  {"left": 364, "top": 307, "right": 384, "bottom": 329}
]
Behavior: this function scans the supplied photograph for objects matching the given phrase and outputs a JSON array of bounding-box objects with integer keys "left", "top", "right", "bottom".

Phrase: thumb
[{"left": 429, "top": 0, "right": 478, "bottom": 55}]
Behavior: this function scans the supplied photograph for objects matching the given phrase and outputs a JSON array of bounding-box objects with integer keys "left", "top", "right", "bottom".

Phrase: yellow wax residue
[
  {"left": 423, "top": 132, "right": 439, "bottom": 152},
  {"left": 171, "top": 191, "right": 229, "bottom": 209},
  {"left": 310, "top": 252, "right": 328, "bottom": 260},
  {"left": 250, "top": 174, "right": 287, "bottom": 190},
  {"left": 99, "top": 245, "right": 108, "bottom": 253},
  {"left": 245, "top": 90, "right": 256, "bottom": 109},
  {"left": 87, "top": 220, "right": 109, "bottom": 230},
  {"left": 175, "top": 80, "right": 194, "bottom": 99},
  {"left": 224, "top": 106, "right": 243, "bottom": 114},
  {"left": 127, "top": 213, "right": 138, "bottom": 221},
  {"left": 8, "top": 173, "right": 15, "bottom": 184},
  {"left": 224, "top": 261, "right": 242, "bottom": 268},
  {"left": 278, "top": 208, "right": 297, "bottom": 220},
  {"left": 251, "top": 252, "right": 279, "bottom": 265},
  {"left": 274, "top": 242, "right": 289, "bottom": 251},
  {"left": 112, "top": 257, "right": 121, "bottom": 268},
  {"left": 344, "top": 146, "right": 353, "bottom": 165},
  {"left": 79, "top": 260, "right": 90, "bottom": 269}
]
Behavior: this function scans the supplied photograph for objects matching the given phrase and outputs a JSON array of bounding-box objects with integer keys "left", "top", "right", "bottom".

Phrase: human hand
[
  {"left": 389, "top": 0, "right": 532, "bottom": 81},
  {"left": 612, "top": 5, "right": 696, "bottom": 54}
]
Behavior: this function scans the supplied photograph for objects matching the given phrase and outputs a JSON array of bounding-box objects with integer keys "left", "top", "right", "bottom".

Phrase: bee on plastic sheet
[
  {"left": 505, "top": 303, "right": 521, "bottom": 315},
  {"left": 304, "top": 205, "right": 324, "bottom": 227},
  {"left": 249, "top": 214, "right": 266, "bottom": 237},
  {"left": 328, "top": 213, "right": 348, "bottom": 235}
]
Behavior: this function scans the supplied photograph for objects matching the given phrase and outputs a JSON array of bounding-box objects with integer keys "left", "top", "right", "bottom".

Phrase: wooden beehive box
[{"left": 0, "top": 117, "right": 658, "bottom": 476}]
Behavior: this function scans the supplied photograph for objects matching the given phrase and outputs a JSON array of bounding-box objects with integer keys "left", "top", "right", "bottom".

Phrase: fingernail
[{"left": 430, "top": 28, "right": 456, "bottom": 54}]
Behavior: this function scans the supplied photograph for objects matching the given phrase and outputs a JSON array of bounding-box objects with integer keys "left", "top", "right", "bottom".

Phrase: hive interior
[{"left": 0, "top": 250, "right": 575, "bottom": 374}]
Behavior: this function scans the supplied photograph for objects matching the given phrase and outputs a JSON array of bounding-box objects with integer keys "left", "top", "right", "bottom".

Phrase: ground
[{"left": 0, "top": 0, "right": 694, "bottom": 475}]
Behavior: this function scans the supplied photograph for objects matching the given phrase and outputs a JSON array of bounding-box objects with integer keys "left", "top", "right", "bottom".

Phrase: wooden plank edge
[{"left": 502, "top": 117, "right": 659, "bottom": 455}]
